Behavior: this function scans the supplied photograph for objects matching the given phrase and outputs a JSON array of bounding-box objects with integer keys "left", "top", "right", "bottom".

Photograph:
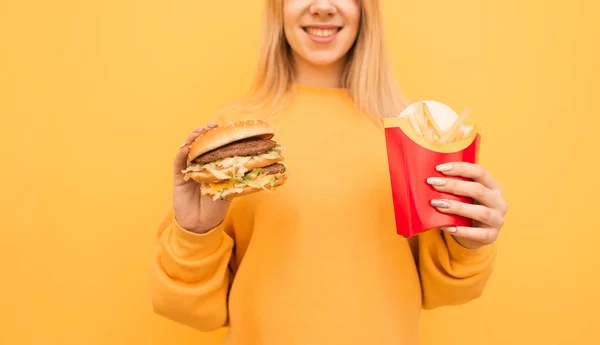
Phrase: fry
[
  {"left": 407, "top": 113, "right": 422, "bottom": 136},
  {"left": 438, "top": 108, "right": 471, "bottom": 144},
  {"left": 413, "top": 107, "right": 431, "bottom": 139},
  {"left": 421, "top": 102, "right": 443, "bottom": 139},
  {"left": 451, "top": 128, "right": 465, "bottom": 142}
]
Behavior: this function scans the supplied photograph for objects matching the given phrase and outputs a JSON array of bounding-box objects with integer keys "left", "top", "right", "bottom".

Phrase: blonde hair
[{"left": 220, "top": 0, "right": 408, "bottom": 123}]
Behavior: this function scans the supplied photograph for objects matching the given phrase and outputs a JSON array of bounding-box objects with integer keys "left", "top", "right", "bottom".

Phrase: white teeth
[{"left": 305, "top": 27, "right": 338, "bottom": 37}]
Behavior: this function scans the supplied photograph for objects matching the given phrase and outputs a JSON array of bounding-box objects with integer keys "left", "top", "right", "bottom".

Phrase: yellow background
[{"left": 1, "top": 0, "right": 598, "bottom": 344}]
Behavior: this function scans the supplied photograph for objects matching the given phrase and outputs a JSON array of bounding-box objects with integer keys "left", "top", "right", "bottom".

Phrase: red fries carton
[{"left": 383, "top": 100, "right": 481, "bottom": 238}]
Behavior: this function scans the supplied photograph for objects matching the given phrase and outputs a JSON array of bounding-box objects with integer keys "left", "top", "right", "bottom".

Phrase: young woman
[{"left": 149, "top": 1, "right": 508, "bottom": 344}]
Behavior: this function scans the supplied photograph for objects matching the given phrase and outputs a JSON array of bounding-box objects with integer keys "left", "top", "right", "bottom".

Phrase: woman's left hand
[{"left": 426, "top": 162, "right": 508, "bottom": 249}]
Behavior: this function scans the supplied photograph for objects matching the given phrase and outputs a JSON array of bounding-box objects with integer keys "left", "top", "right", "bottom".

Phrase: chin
[{"left": 302, "top": 51, "right": 346, "bottom": 67}]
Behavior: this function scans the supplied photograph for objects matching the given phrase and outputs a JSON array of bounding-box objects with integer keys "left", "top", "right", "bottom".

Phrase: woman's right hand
[{"left": 173, "top": 123, "right": 231, "bottom": 234}]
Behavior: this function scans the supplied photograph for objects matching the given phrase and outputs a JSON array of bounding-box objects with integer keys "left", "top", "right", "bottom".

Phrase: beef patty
[
  {"left": 260, "top": 163, "right": 286, "bottom": 175},
  {"left": 194, "top": 138, "right": 277, "bottom": 165}
]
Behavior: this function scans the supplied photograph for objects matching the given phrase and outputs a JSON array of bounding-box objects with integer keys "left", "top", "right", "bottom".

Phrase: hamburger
[{"left": 182, "top": 119, "right": 288, "bottom": 200}]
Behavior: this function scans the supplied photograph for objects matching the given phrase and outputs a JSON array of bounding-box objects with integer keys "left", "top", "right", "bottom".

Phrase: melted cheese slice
[{"left": 208, "top": 180, "right": 237, "bottom": 193}]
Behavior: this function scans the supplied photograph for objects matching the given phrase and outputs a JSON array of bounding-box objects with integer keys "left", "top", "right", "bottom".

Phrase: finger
[
  {"left": 173, "top": 123, "right": 218, "bottom": 181},
  {"left": 436, "top": 162, "right": 502, "bottom": 192},
  {"left": 427, "top": 177, "right": 499, "bottom": 208},
  {"left": 440, "top": 226, "right": 499, "bottom": 245},
  {"left": 430, "top": 199, "right": 504, "bottom": 229}
]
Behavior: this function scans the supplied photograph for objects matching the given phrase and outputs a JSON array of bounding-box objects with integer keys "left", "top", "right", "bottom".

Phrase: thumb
[{"left": 173, "top": 124, "right": 218, "bottom": 184}]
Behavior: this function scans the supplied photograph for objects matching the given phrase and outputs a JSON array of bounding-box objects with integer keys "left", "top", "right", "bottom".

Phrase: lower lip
[{"left": 304, "top": 28, "right": 340, "bottom": 44}]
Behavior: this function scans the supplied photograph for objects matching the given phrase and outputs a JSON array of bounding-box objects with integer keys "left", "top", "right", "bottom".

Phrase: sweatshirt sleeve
[
  {"left": 416, "top": 228, "right": 497, "bottom": 309},
  {"left": 148, "top": 209, "right": 235, "bottom": 331}
]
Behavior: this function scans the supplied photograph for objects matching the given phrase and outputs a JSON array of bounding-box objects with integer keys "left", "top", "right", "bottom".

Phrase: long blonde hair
[{"left": 221, "top": 0, "right": 407, "bottom": 123}]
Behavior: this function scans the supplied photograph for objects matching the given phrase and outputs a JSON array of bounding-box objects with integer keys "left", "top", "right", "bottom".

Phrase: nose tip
[{"left": 309, "top": 0, "right": 337, "bottom": 17}]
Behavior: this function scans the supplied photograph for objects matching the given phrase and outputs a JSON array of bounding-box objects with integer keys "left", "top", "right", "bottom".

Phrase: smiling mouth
[{"left": 303, "top": 27, "right": 342, "bottom": 38}]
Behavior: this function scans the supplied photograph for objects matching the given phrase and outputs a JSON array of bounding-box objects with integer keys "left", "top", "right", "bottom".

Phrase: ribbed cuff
[
  {"left": 170, "top": 214, "right": 225, "bottom": 259},
  {"left": 444, "top": 231, "right": 495, "bottom": 264}
]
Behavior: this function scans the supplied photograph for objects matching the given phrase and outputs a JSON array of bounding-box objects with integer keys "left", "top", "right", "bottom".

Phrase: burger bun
[{"left": 188, "top": 119, "right": 275, "bottom": 163}]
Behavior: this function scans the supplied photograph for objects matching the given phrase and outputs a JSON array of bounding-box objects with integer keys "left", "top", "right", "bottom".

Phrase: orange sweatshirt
[{"left": 149, "top": 85, "right": 496, "bottom": 345}]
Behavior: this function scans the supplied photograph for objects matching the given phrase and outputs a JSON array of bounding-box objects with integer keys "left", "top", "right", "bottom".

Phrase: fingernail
[
  {"left": 436, "top": 163, "right": 453, "bottom": 172},
  {"left": 207, "top": 122, "right": 217, "bottom": 128},
  {"left": 427, "top": 177, "right": 447, "bottom": 186},
  {"left": 180, "top": 141, "right": 188, "bottom": 148},
  {"left": 431, "top": 199, "right": 450, "bottom": 208},
  {"left": 441, "top": 226, "right": 457, "bottom": 233}
]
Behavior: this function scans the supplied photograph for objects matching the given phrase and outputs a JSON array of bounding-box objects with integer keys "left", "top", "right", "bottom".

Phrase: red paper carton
[{"left": 383, "top": 100, "right": 481, "bottom": 238}]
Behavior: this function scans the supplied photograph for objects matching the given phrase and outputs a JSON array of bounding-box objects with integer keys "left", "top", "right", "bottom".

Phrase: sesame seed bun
[{"left": 187, "top": 119, "right": 275, "bottom": 164}]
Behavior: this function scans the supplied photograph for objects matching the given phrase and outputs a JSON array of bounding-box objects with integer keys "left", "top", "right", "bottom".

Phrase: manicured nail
[
  {"left": 427, "top": 177, "right": 447, "bottom": 186},
  {"left": 180, "top": 141, "right": 188, "bottom": 148},
  {"left": 431, "top": 199, "right": 450, "bottom": 208},
  {"left": 441, "top": 226, "right": 457, "bottom": 233},
  {"left": 207, "top": 122, "right": 217, "bottom": 128},
  {"left": 436, "top": 163, "right": 453, "bottom": 172}
]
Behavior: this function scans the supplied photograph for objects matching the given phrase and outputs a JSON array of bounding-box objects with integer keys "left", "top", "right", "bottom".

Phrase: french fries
[{"left": 402, "top": 101, "right": 471, "bottom": 145}]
